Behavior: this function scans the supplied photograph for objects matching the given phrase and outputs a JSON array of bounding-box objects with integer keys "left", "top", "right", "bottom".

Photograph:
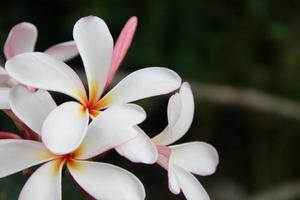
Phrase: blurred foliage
[{"left": 1, "top": 0, "right": 300, "bottom": 199}]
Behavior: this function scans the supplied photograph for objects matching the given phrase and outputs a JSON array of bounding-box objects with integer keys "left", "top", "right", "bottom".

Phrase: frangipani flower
[
  {"left": 0, "top": 94, "right": 147, "bottom": 200},
  {"left": 0, "top": 22, "right": 78, "bottom": 109},
  {"left": 152, "top": 83, "right": 219, "bottom": 199},
  {"left": 109, "top": 82, "right": 219, "bottom": 199},
  {"left": 5, "top": 16, "right": 181, "bottom": 158}
]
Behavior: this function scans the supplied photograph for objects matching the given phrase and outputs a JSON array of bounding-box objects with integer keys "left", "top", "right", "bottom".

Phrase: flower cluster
[{"left": 0, "top": 16, "right": 219, "bottom": 200}]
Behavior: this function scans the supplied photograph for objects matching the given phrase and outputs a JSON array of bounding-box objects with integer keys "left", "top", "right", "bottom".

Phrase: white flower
[
  {"left": 0, "top": 22, "right": 78, "bottom": 109},
  {"left": 5, "top": 16, "right": 181, "bottom": 158},
  {"left": 0, "top": 99, "right": 147, "bottom": 200},
  {"left": 118, "top": 82, "right": 219, "bottom": 199},
  {"left": 153, "top": 82, "right": 219, "bottom": 200}
]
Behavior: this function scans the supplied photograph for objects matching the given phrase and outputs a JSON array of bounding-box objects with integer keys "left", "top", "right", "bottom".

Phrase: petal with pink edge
[
  {"left": 19, "top": 159, "right": 63, "bottom": 200},
  {"left": 6, "top": 52, "right": 87, "bottom": 103},
  {"left": 73, "top": 16, "right": 113, "bottom": 102},
  {"left": 97, "top": 67, "right": 181, "bottom": 109},
  {"left": 75, "top": 104, "right": 146, "bottom": 159},
  {"left": 174, "top": 165, "right": 210, "bottom": 200},
  {"left": 42, "top": 102, "right": 89, "bottom": 155},
  {"left": 68, "top": 160, "right": 145, "bottom": 200},
  {"left": 0, "top": 140, "right": 56, "bottom": 178},
  {"left": 44, "top": 41, "right": 78, "bottom": 62},
  {"left": 4, "top": 22, "right": 37, "bottom": 59},
  {"left": 152, "top": 82, "right": 194, "bottom": 145},
  {"left": 170, "top": 142, "right": 219, "bottom": 176},
  {"left": 106, "top": 16, "right": 138, "bottom": 86},
  {"left": 116, "top": 126, "right": 158, "bottom": 164},
  {"left": 10, "top": 85, "right": 57, "bottom": 134},
  {"left": 0, "top": 87, "right": 10, "bottom": 109}
]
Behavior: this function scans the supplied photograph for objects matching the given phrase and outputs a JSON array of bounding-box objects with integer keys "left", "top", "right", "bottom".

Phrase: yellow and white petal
[
  {"left": 170, "top": 142, "right": 219, "bottom": 176},
  {"left": 42, "top": 102, "right": 89, "bottom": 155},
  {"left": 10, "top": 85, "right": 57, "bottom": 134},
  {"left": 44, "top": 41, "right": 78, "bottom": 62},
  {"left": 174, "top": 165, "right": 210, "bottom": 200},
  {"left": 67, "top": 160, "right": 145, "bottom": 200},
  {"left": 0, "top": 88, "right": 10, "bottom": 109},
  {"left": 19, "top": 159, "right": 64, "bottom": 200},
  {"left": 75, "top": 104, "right": 146, "bottom": 159},
  {"left": 152, "top": 82, "right": 194, "bottom": 145},
  {"left": 6, "top": 52, "right": 87, "bottom": 103},
  {"left": 116, "top": 126, "right": 158, "bottom": 164},
  {"left": 73, "top": 16, "right": 113, "bottom": 102},
  {"left": 4, "top": 22, "right": 37, "bottom": 59},
  {"left": 97, "top": 67, "right": 181, "bottom": 109},
  {"left": 0, "top": 140, "right": 56, "bottom": 178}
]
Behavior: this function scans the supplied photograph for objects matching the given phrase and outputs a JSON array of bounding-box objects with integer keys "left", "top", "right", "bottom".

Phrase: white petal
[
  {"left": 6, "top": 52, "right": 87, "bottom": 103},
  {"left": 4, "top": 22, "right": 37, "bottom": 59},
  {"left": 19, "top": 159, "right": 63, "bottom": 200},
  {"left": 168, "top": 164, "right": 181, "bottom": 194},
  {"left": 10, "top": 85, "right": 57, "bottom": 134},
  {"left": 157, "top": 149, "right": 180, "bottom": 194},
  {"left": 0, "top": 140, "right": 56, "bottom": 178},
  {"left": 170, "top": 142, "right": 219, "bottom": 176},
  {"left": 116, "top": 127, "right": 158, "bottom": 164},
  {"left": 68, "top": 160, "right": 145, "bottom": 200},
  {"left": 42, "top": 102, "right": 89, "bottom": 155},
  {"left": 174, "top": 166, "right": 210, "bottom": 200},
  {"left": 152, "top": 82, "right": 194, "bottom": 145},
  {"left": 73, "top": 16, "right": 113, "bottom": 103},
  {"left": 0, "top": 87, "right": 10, "bottom": 109},
  {"left": 167, "top": 93, "right": 182, "bottom": 126},
  {"left": 44, "top": 41, "right": 78, "bottom": 62},
  {"left": 97, "top": 67, "right": 182, "bottom": 109},
  {"left": 75, "top": 104, "right": 146, "bottom": 159}
]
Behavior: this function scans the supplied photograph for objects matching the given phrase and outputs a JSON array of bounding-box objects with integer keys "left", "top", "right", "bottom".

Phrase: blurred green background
[{"left": 1, "top": 0, "right": 300, "bottom": 199}]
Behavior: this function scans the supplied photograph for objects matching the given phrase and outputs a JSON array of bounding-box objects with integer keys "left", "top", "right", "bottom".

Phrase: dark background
[{"left": 1, "top": 0, "right": 300, "bottom": 199}]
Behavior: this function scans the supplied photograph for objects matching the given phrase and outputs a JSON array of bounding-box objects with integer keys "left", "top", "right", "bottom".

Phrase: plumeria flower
[
  {"left": 152, "top": 82, "right": 219, "bottom": 200},
  {"left": 121, "top": 82, "right": 219, "bottom": 199},
  {"left": 0, "top": 87, "right": 147, "bottom": 199},
  {"left": 5, "top": 16, "right": 181, "bottom": 158},
  {"left": 0, "top": 22, "right": 78, "bottom": 110}
]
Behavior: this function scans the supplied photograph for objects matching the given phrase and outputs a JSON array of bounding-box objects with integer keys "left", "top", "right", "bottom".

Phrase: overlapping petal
[
  {"left": 0, "top": 140, "right": 56, "bottom": 178},
  {"left": 10, "top": 85, "right": 57, "bottom": 134},
  {"left": 44, "top": 41, "right": 78, "bottom": 62},
  {"left": 4, "top": 22, "right": 37, "bottom": 59},
  {"left": 19, "top": 159, "right": 63, "bottom": 200},
  {"left": 73, "top": 16, "right": 113, "bottom": 102},
  {"left": 152, "top": 82, "right": 194, "bottom": 145},
  {"left": 0, "top": 88, "right": 10, "bottom": 109},
  {"left": 107, "top": 16, "right": 137, "bottom": 86},
  {"left": 42, "top": 102, "right": 89, "bottom": 155},
  {"left": 170, "top": 142, "right": 219, "bottom": 176},
  {"left": 0, "top": 66, "right": 9, "bottom": 85},
  {"left": 75, "top": 104, "right": 146, "bottom": 159},
  {"left": 68, "top": 160, "right": 145, "bottom": 200},
  {"left": 97, "top": 67, "right": 181, "bottom": 109},
  {"left": 116, "top": 127, "right": 158, "bottom": 164},
  {"left": 5, "top": 52, "right": 87, "bottom": 103},
  {"left": 174, "top": 166, "right": 210, "bottom": 200}
]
